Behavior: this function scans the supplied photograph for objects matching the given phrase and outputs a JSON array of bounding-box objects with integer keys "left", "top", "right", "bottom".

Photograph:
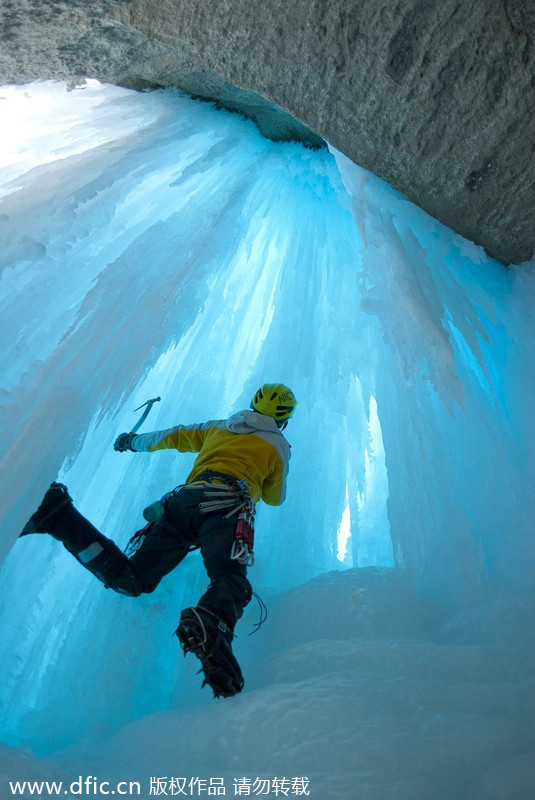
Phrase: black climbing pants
[{"left": 51, "top": 485, "right": 252, "bottom": 630}]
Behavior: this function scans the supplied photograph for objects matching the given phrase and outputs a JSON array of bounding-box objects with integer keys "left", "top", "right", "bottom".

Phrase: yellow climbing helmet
[{"left": 251, "top": 383, "right": 297, "bottom": 423}]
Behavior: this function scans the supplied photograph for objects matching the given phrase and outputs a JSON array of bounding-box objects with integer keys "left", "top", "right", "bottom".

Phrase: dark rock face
[{"left": 1, "top": 0, "right": 534, "bottom": 264}]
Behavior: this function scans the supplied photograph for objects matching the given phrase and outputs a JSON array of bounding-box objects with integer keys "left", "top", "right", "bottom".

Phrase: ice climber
[{"left": 19, "top": 383, "right": 297, "bottom": 699}]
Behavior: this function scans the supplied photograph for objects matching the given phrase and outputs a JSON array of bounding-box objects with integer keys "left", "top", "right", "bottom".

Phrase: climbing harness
[
  {"left": 195, "top": 473, "right": 256, "bottom": 567},
  {"left": 127, "top": 471, "right": 256, "bottom": 565}
]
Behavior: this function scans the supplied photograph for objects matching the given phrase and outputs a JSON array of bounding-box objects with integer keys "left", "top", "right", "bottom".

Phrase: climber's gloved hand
[{"left": 113, "top": 432, "right": 136, "bottom": 452}]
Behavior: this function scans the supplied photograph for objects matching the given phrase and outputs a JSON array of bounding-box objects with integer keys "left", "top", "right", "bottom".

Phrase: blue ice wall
[
  {"left": 333, "top": 150, "right": 535, "bottom": 603},
  {"left": 1, "top": 82, "right": 391, "bottom": 749}
]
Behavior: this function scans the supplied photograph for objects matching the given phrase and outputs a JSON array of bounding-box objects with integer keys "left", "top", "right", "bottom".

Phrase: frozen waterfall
[{"left": 0, "top": 81, "right": 534, "bottom": 800}]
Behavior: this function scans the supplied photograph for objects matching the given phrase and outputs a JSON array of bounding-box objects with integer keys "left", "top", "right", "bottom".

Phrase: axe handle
[{"left": 131, "top": 396, "right": 161, "bottom": 433}]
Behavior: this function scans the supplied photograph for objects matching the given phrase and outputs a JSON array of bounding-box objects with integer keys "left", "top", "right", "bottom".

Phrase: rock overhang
[{"left": 1, "top": 0, "right": 533, "bottom": 265}]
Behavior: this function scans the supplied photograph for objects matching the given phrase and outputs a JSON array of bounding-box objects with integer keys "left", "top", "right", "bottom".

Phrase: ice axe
[
  {"left": 131, "top": 396, "right": 161, "bottom": 433},
  {"left": 113, "top": 396, "right": 161, "bottom": 452}
]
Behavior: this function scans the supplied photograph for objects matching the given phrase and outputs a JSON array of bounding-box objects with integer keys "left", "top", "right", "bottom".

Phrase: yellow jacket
[{"left": 131, "top": 410, "right": 291, "bottom": 506}]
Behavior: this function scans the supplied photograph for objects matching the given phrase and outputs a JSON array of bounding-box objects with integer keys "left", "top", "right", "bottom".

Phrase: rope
[{"left": 248, "top": 591, "right": 268, "bottom": 636}]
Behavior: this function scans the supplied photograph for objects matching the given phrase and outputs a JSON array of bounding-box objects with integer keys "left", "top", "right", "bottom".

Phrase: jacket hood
[{"left": 226, "top": 409, "right": 281, "bottom": 435}]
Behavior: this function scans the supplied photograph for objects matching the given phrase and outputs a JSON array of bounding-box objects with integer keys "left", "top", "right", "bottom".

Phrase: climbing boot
[
  {"left": 176, "top": 606, "right": 244, "bottom": 698},
  {"left": 19, "top": 483, "right": 72, "bottom": 537}
]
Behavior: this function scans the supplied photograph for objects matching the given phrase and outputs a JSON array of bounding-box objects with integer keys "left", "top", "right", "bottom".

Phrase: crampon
[{"left": 176, "top": 606, "right": 244, "bottom": 699}]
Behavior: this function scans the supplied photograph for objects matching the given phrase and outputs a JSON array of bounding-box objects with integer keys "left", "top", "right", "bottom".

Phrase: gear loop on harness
[{"left": 195, "top": 470, "right": 256, "bottom": 567}]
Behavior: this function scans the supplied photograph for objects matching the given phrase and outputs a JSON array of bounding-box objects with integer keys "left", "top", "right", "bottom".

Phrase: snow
[{"left": 0, "top": 80, "right": 534, "bottom": 799}]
